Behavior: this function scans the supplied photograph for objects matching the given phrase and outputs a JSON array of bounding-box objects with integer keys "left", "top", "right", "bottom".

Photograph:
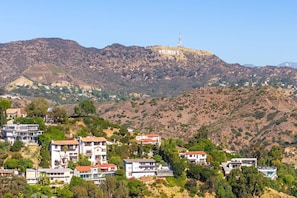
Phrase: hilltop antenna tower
[{"left": 177, "top": 33, "right": 183, "bottom": 48}]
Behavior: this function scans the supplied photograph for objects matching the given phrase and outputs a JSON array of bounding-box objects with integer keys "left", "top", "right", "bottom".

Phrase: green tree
[
  {"left": 114, "top": 180, "right": 129, "bottom": 198},
  {"left": 72, "top": 186, "right": 88, "bottom": 198},
  {"left": 56, "top": 185, "right": 73, "bottom": 198},
  {"left": 0, "top": 175, "right": 27, "bottom": 196},
  {"left": 153, "top": 154, "right": 163, "bottom": 163},
  {"left": 227, "top": 166, "right": 266, "bottom": 197},
  {"left": 74, "top": 99, "right": 96, "bottom": 116},
  {"left": 26, "top": 97, "right": 49, "bottom": 118},
  {"left": 0, "top": 99, "right": 11, "bottom": 126},
  {"left": 40, "top": 186, "right": 52, "bottom": 197},
  {"left": 242, "top": 166, "right": 266, "bottom": 197},
  {"left": 215, "top": 176, "right": 235, "bottom": 198},
  {"left": 39, "top": 149, "right": 50, "bottom": 168},
  {"left": 109, "top": 156, "right": 124, "bottom": 169},
  {"left": 185, "top": 179, "right": 198, "bottom": 196},
  {"left": 39, "top": 172, "right": 50, "bottom": 185},
  {"left": 70, "top": 176, "right": 84, "bottom": 187},
  {"left": 4, "top": 158, "right": 18, "bottom": 169},
  {"left": 10, "top": 140, "right": 24, "bottom": 152},
  {"left": 77, "top": 154, "right": 91, "bottom": 166},
  {"left": 48, "top": 106, "right": 68, "bottom": 124},
  {"left": 18, "top": 158, "right": 33, "bottom": 172},
  {"left": 82, "top": 180, "right": 103, "bottom": 198},
  {"left": 172, "top": 160, "right": 186, "bottom": 178},
  {"left": 127, "top": 179, "right": 148, "bottom": 198},
  {"left": 268, "top": 145, "right": 283, "bottom": 165}
]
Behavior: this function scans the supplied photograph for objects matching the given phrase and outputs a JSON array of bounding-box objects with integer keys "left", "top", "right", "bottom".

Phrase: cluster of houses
[{"left": 0, "top": 121, "right": 278, "bottom": 186}]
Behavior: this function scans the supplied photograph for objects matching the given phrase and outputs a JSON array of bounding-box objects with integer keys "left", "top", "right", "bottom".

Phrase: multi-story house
[
  {"left": 221, "top": 160, "right": 243, "bottom": 175},
  {"left": 1, "top": 124, "right": 43, "bottom": 145},
  {"left": 50, "top": 140, "right": 79, "bottom": 169},
  {"left": 183, "top": 151, "right": 207, "bottom": 164},
  {"left": 74, "top": 163, "right": 117, "bottom": 185},
  {"left": 26, "top": 168, "right": 73, "bottom": 184},
  {"left": 135, "top": 134, "right": 161, "bottom": 146},
  {"left": 221, "top": 158, "right": 258, "bottom": 176},
  {"left": 124, "top": 159, "right": 157, "bottom": 179},
  {"left": 78, "top": 136, "right": 107, "bottom": 165}
]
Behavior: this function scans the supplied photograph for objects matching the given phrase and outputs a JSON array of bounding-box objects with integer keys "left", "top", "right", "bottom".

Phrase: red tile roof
[
  {"left": 185, "top": 151, "right": 206, "bottom": 155},
  {"left": 51, "top": 140, "right": 79, "bottom": 145},
  {"left": 97, "top": 163, "right": 116, "bottom": 169},
  {"left": 75, "top": 166, "right": 92, "bottom": 172},
  {"left": 137, "top": 138, "right": 157, "bottom": 143},
  {"left": 80, "top": 137, "right": 107, "bottom": 142}
]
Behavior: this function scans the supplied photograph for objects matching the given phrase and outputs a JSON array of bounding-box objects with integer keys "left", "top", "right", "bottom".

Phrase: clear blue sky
[{"left": 1, "top": 1, "right": 296, "bottom": 66}]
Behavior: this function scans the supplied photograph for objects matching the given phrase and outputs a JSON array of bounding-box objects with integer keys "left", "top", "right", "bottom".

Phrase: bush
[
  {"left": 10, "top": 141, "right": 24, "bottom": 152},
  {"left": 254, "top": 111, "right": 266, "bottom": 119}
]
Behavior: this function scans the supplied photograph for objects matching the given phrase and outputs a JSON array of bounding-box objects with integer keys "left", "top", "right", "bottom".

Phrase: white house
[
  {"left": 221, "top": 161, "right": 243, "bottom": 175},
  {"left": 184, "top": 151, "right": 207, "bottom": 164},
  {"left": 135, "top": 134, "right": 161, "bottom": 146},
  {"left": 221, "top": 158, "right": 258, "bottom": 176},
  {"left": 124, "top": 159, "right": 157, "bottom": 179},
  {"left": 257, "top": 166, "right": 277, "bottom": 180},
  {"left": 1, "top": 124, "right": 43, "bottom": 145},
  {"left": 78, "top": 136, "right": 107, "bottom": 165},
  {"left": 26, "top": 168, "right": 73, "bottom": 184},
  {"left": 50, "top": 140, "right": 79, "bottom": 169},
  {"left": 74, "top": 164, "right": 117, "bottom": 185}
]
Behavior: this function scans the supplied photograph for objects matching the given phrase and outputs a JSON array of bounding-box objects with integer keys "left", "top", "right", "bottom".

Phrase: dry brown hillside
[{"left": 97, "top": 86, "right": 297, "bottom": 151}]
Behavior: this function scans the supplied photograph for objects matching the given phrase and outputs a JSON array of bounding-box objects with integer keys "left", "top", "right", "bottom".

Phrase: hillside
[
  {"left": 2, "top": 38, "right": 297, "bottom": 99},
  {"left": 96, "top": 86, "right": 297, "bottom": 151}
]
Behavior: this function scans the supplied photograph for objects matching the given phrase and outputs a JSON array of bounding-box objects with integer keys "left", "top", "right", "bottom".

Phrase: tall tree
[
  {"left": 0, "top": 99, "right": 11, "bottom": 126},
  {"left": 48, "top": 106, "right": 68, "bottom": 124},
  {"left": 26, "top": 97, "right": 49, "bottom": 118},
  {"left": 74, "top": 99, "right": 96, "bottom": 116},
  {"left": 0, "top": 175, "right": 27, "bottom": 196}
]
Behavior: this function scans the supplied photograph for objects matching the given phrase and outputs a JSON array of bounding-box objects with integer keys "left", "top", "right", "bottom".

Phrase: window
[{"left": 85, "top": 142, "right": 92, "bottom": 146}]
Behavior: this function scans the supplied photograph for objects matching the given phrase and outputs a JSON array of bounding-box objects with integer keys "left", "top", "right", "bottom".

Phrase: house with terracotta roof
[
  {"left": 50, "top": 140, "right": 79, "bottom": 169},
  {"left": 6, "top": 108, "right": 27, "bottom": 120},
  {"left": 78, "top": 136, "right": 107, "bottom": 165},
  {"left": 135, "top": 134, "right": 161, "bottom": 146},
  {"left": 74, "top": 163, "right": 117, "bottom": 185},
  {"left": 97, "top": 163, "right": 118, "bottom": 173},
  {"left": 183, "top": 151, "right": 207, "bottom": 164}
]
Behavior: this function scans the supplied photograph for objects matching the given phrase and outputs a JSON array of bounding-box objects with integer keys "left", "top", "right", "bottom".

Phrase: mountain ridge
[{"left": 1, "top": 38, "right": 297, "bottom": 98}]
